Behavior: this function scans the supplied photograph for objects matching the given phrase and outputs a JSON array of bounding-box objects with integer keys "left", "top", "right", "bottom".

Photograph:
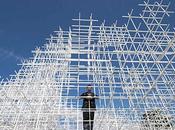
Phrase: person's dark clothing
[
  {"left": 81, "top": 92, "right": 96, "bottom": 109},
  {"left": 80, "top": 92, "right": 97, "bottom": 130},
  {"left": 83, "top": 111, "right": 94, "bottom": 130}
]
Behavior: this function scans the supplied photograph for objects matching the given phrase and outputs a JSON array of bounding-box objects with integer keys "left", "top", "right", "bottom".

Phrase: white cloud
[{"left": 0, "top": 48, "right": 24, "bottom": 62}]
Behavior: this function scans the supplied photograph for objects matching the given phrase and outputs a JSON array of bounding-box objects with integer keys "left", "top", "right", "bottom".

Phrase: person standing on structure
[{"left": 79, "top": 84, "right": 98, "bottom": 130}]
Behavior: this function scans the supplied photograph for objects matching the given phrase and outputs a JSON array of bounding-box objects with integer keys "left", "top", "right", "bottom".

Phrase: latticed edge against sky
[{"left": 0, "top": 0, "right": 175, "bottom": 130}]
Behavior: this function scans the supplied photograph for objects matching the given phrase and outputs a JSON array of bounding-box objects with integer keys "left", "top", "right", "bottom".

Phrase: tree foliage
[{"left": 142, "top": 109, "right": 173, "bottom": 129}]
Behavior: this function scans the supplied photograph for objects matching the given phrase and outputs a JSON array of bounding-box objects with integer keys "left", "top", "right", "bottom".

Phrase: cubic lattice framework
[{"left": 0, "top": 0, "right": 175, "bottom": 130}]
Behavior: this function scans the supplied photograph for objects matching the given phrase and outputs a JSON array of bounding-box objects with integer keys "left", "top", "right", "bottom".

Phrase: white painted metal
[{"left": 0, "top": 0, "right": 174, "bottom": 130}]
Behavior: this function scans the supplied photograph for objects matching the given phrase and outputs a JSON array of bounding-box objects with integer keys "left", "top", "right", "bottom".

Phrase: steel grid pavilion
[{"left": 0, "top": 0, "right": 175, "bottom": 130}]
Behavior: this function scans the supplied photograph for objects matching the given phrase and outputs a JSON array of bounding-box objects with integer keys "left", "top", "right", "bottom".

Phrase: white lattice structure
[{"left": 0, "top": 0, "right": 175, "bottom": 130}]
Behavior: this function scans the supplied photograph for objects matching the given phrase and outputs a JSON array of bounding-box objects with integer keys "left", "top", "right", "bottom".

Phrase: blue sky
[{"left": 0, "top": 0, "right": 175, "bottom": 78}]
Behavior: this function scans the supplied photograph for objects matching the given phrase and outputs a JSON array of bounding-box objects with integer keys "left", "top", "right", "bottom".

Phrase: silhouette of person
[{"left": 79, "top": 84, "right": 98, "bottom": 130}]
